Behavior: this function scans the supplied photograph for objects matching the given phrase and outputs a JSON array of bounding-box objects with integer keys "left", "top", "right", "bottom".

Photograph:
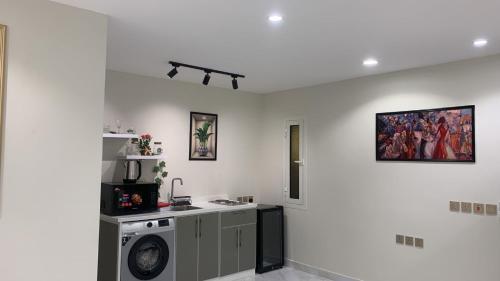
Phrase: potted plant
[
  {"left": 153, "top": 161, "right": 168, "bottom": 200},
  {"left": 193, "top": 122, "right": 213, "bottom": 156},
  {"left": 138, "top": 133, "right": 153, "bottom": 156}
]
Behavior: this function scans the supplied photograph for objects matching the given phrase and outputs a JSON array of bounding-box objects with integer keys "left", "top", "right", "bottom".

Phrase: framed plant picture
[
  {"left": 0, "top": 25, "right": 6, "bottom": 158},
  {"left": 189, "top": 112, "right": 218, "bottom": 161},
  {"left": 376, "top": 105, "right": 475, "bottom": 162}
]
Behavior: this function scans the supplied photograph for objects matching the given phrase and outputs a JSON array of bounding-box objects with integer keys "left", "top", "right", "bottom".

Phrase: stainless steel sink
[{"left": 169, "top": 205, "right": 202, "bottom": 211}]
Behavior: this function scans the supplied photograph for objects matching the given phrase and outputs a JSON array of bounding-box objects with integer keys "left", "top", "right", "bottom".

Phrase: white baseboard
[
  {"left": 287, "top": 259, "right": 363, "bottom": 281},
  {"left": 205, "top": 270, "right": 255, "bottom": 281}
]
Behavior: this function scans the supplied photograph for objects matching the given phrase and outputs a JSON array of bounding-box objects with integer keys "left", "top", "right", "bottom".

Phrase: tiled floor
[{"left": 236, "top": 267, "right": 331, "bottom": 281}]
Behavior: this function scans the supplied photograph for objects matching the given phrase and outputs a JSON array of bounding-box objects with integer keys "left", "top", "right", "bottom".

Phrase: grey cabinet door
[
  {"left": 238, "top": 224, "right": 256, "bottom": 272},
  {"left": 176, "top": 215, "right": 198, "bottom": 281},
  {"left": 198, "top": 213, "right": 219, "bottom": 281},
  {"left": 220, "top": 227, "right": 239, "bottom": 276}
]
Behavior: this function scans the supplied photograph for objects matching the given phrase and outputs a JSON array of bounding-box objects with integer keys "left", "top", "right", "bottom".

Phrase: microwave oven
[{"left": 100, "top": 182, "right": 159, "bottom": 216}]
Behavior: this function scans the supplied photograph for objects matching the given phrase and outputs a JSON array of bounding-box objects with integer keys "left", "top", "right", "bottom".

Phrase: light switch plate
[
  {"left": 473, "top": 203, "right": 485, "bottom": 215},
  {"left": 405, "top": 236, "right": 414, "bottom": 247},
  {"left": 485, "top": 204, "right": 497, "bottom": 216},
  {"left": 396, "top": 234, "right": 404, "bottom": 245},
  {"left": 450, "top": 201, "right": 460, "bottom": 212},
  {"left": 415, "top": 238, "right": 424, "bottom": 248},
  {"left": 461, "top": 202, "right": 472, "bottom": 213}
]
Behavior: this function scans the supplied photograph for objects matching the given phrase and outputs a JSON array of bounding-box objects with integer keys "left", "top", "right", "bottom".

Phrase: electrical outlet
[
  {"left": 415, "top": 238, "right": 424, "bottom": 248},
  {"left": 450, "top": 201, "right": 460, "bottom": 212},
  {"left": 396, "top": 234, "right": 404, "bottom": 245},
  {"left": 461, "top": 202, "right": 472, "bottom": 213},
  {"left": 405, "top": 236, "right": 414, "bottom": 246},
  {"left": 485, "top": 204, "right": 498, "bottom": 216},
  {"left": 473, "top": 203, "right": 485, "bottom": 215}
]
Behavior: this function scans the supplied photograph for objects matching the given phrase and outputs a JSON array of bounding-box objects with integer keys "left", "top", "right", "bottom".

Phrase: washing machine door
[{"left": 127, "top": 234, "right": 170, "bottom": 280}]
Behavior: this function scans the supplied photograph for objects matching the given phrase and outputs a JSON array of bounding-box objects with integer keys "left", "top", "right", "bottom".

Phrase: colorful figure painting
[{"left": 376, "top": 105, "right": 475, "bottom": 162}]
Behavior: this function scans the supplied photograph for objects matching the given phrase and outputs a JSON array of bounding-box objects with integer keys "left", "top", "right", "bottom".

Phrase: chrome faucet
[{"left": 170, "top": 178, "right": 183, "bottom": 203}]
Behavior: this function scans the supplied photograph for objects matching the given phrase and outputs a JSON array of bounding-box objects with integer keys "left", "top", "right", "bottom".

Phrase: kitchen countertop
[{"left": 100, "top": 201, "right": 258, "bottom": 224}]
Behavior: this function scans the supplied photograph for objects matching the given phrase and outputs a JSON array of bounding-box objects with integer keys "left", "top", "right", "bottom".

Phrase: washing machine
[{"left": 98, "top": 217, "right": 175, "bottom": 281}]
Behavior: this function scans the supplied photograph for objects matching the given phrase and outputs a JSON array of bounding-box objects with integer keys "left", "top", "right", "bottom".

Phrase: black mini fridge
[{"left": 256, "top": 204, "right": 284, "bottom": 273}]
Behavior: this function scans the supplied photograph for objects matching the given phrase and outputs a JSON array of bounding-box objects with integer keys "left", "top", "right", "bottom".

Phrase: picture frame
[
  {"left": 189, "top": 112, "right": 218, "bottom": 161},
  {"left": 0, "top": 25, "right": 6, "bottom": 160},
  {"left": 376, "top": 105, "right": 475, "bottom": 162}
]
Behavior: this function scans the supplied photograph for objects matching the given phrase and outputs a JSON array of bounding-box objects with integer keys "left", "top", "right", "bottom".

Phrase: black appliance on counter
[
  {"left": 256, "top": 204, "right": 284, "bottom": 274},
  {"left": 100, "top": 182, "right": 159, "bottom": 216}
]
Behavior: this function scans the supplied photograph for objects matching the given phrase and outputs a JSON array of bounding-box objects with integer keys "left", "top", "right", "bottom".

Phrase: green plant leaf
[
  {"left": 161, "top": 171, "right": 168, "bottom": 177},
  {"left": 154, "top": 177, "right": 162, "bottom": 184},
  {"left": 153, "top": 166, "right": 161, "bottom": 173},
  {"left": 159, "top": 161, "right": 166, "bottom": 168}
]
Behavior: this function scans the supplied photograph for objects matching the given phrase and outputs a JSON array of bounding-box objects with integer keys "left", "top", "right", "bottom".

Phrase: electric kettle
[{"left": 123, "top": 160, "right": 142, "bottom": 183}]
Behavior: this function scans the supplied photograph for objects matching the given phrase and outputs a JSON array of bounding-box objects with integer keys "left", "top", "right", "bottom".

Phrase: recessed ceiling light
[
  {"left": 473, "top": 38, "right": 488, "bottom": 48},
  {"left": 268, "top": 15, "right": 283, "bottom": 22},
  {"left": 363, "top": 58, "right": 379, "bottom": 67}
]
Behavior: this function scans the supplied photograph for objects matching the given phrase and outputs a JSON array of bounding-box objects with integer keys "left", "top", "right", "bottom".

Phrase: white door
[{"left": 284, "top": 119, "right": 305, "bottom": 207}]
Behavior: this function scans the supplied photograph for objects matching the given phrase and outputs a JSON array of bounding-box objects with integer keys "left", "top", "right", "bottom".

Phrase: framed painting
[
  {"left": 189, "top": 112, "right": 218, "bottom": 161},
  {"left": 0, "top": 25, "right": 6, "bottom": 159},
  {"left": 376, "top": 105, "right": 475, "bottom": 162}
]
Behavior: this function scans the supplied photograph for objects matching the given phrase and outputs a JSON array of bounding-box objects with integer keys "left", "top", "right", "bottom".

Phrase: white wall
[
  {"left": 103, "top": 71, "right": 263, "bottom": 200},
  {"left": 259, "top": 55, "right": 500, "bottom": 281},
  {"left": 0, "top": 1, "right": 107, "bottom": 281}
]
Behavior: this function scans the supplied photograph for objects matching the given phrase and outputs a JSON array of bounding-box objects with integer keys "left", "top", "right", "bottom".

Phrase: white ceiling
[{"left": 52, "top": 0, "right": 500, "bottom": 93}]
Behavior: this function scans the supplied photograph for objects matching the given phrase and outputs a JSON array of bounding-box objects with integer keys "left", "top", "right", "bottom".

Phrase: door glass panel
[
  {"left": 289, "top": 125, "right": 300, "bottom": 200},
  {"left": 128, "top": 235, "right": 169, "bottom": 280}
]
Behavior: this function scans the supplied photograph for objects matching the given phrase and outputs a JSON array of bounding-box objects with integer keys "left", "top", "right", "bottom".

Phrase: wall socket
[
  {"left": 450, "top": 201, "right": 460, "bottom": 212},
  {"left": 415, "top": 238, "right": 424, "bottom": 248},
  {"left": 461, "top": 202, "right": 472, "bottom": 213},
  {"left": 485, "top": 204, "right": 498, "bottom": 216},
  {"left": 473, "top": 203, "right": 485, "bottom": 215},
  {"left": 396, "top": 234, "right": 405, "bottom": 245},
  {"left": 397, "top": 234, "right": 423, "bottom": 249},
  {"left": 405, "top": 236, "right": 414, "bottom": 246},
  {"left": 453, "top": 201, "right": 498, "bottom": 216}
]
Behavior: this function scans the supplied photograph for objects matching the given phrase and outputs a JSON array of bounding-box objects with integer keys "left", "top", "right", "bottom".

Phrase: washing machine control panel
[{"left": 121, "top": 217, "right": 175, "bottom": 236}]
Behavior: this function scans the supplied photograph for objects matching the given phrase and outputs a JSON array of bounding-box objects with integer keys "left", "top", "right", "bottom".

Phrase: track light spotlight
[
  {"left": 167, "top": 61, "right": 244, "bottom": 90},
  {"left": 232, "top": 76, "right": 238, "bottom": 90},
  {"left": 167, "top": 67, "right": 178, "bottom": 78},
  {"left": 202, "top": 72, "right": 211, "bottom": 86}
]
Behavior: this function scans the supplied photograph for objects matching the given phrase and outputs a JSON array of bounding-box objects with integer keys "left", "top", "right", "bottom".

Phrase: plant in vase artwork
[
  {"left": 193, "top": 122, "right": 213, "bottom": 156},
  {"left": 138, "top": 133, "right": 153, "bottom": 156},
  {"left": 189, "top": 112, "right": 218, "bottom": 160}
]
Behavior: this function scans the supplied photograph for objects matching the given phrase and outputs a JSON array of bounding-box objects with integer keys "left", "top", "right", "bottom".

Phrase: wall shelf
[
  {"left": 103, "top": 133, "right": 139, "bottom": 139},
  {"left": 118, "top": 155, "right": 164, "bottom": 160}
]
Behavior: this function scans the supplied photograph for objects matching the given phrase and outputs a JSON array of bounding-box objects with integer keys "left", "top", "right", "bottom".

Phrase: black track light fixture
[
  {"left": 202, "top": 72, "right": 211, "bottom": 86},
  {"left": 167, "top": 66, "right": 178, "bottom": 78},
  {"left": 232, "top": 76, "right": 238, "bottom": 90},
  {"left": 167, "top": 61, "right": 245, "bottom": 90}
]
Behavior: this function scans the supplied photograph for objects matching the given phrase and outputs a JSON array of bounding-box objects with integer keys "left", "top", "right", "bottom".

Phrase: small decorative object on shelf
[
  {"left": 115, "top": 120, "right": 122, "bottom": 134},
  {"left": 153, "top": 141, "right": 164, "bottom": 155},
  {"left": 126, "top": 128, "right": 136, "bottom": 134},
  {"left": 138, "top": 133, "right": 153, "bottom": 156}
]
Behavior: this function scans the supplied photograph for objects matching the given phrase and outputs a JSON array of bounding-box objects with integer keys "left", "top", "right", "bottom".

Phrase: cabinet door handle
[
  {"left": 195, "top": 218, "right": 198, "bottom": 238},
  {"left": 199, "top": 218, "right": 202, "bottom": 239},
  {"left": 236, "top": 228, "right": 239, "bottom": 248},
  {"left": 239, "top": 229, "right": 242, "bottom": 248}
]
